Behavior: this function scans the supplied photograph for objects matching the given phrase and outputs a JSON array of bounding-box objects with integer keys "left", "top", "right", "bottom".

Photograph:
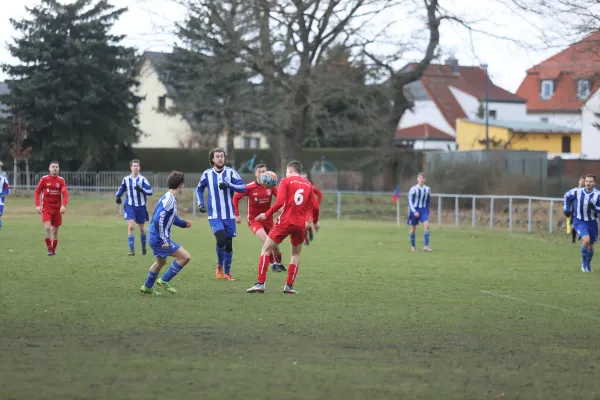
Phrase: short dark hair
[
  {"left": 585, "top": 173, "right": 596, "bottom": 181},
  {"left": 287, "top": 160, "right": 302, "bottom": 173},
  {"left": 417, "top": 172, "right": 426, "bottom": 178},
  {"left": 130, "top": 159, "right": 140, "bottom": 167},
  {"left": 255, "top": 163, "right": 267, "bottom": 171},
  {"left": 209, "top": 148, "right": 227, "bottom": 166},
  {"left": 49, "top": 161, "right": 59, "bottom": 166},
  {"left": 168, "top": 171, "right": 185, "bottom": 189}
]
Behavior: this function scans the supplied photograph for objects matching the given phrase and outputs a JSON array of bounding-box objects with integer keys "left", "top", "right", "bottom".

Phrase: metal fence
[{"left": 3, "top": 171, "right": 568, "bottom": 234}]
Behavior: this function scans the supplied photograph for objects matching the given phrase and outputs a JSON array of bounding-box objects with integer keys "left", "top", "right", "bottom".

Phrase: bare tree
[{"left": 9, "top": 115, "right": 32, "bottom": 188}]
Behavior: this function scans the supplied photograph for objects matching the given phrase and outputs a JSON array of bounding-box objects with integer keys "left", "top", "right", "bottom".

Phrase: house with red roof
[
  {"left": 516, "top": 32, "right": 600, "bottom": 159},
  {"left": 396, "top": 58, "right": 527, "bottom": 150}
]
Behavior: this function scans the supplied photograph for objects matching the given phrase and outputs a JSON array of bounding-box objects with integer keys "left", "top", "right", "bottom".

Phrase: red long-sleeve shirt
[
  {"left": 35, "top": 175, "right": 68, "bottom": 210},
  {"left": 265, "top": 176, "right": 319, "bottom": 226},
  {"left": 233, "top": 181, "right": 278, "bottom": 220}
]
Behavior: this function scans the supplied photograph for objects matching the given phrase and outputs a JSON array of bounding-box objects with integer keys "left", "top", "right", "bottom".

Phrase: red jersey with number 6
[
  {"left": 265, "top": 176, "right": 319, "bottom": 226},
  {"left": 34, "top": 175, "right": 68, "bottom": 210}
]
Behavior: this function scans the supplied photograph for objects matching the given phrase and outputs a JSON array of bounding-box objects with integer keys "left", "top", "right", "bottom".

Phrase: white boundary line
[{"left": 480, "top": 290, "right": 600, "bottom": 322}]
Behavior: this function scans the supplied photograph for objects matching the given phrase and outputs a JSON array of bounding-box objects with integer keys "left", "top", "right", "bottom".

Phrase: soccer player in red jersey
[
  {"left": 232, "top": 164, "right": 285, "bottom": 272},
  {"left": 34, "top": 161, "right": 68, "bottom": 256},
  {"left": 299, "top": 172, "right": 322, "bottom": 245},
  {"left": 247, "top": 161, "right": 320, "bottom": 294}
]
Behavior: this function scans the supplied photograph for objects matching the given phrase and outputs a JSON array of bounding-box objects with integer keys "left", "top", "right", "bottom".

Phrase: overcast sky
[{"left": 0, "top": 0, "right": 579, "bottom": 93}]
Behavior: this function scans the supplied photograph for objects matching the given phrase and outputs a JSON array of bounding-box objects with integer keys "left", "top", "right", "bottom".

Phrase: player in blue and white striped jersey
[
  {"left": 0, "top": 162, "right": 10, "bottom": 232},
  {"left": 563, "top": 174, "right": 600, "bottom": 272},
  {"left": 197, "top": 148, "right": 246, "bottom": 281},
  {"left": 140, "top": 171, "right": 192, "bottom": 295},
  {"left": 116, "top": 159, "right": 153, "bottom": 256},
  {"left": 407, "top": 172, "right": 432, "bottom": 252}
]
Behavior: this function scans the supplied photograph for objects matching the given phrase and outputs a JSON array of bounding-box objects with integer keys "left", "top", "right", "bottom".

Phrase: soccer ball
[{"left": 261, "top": 171, "right": 278, "bottom": 188}]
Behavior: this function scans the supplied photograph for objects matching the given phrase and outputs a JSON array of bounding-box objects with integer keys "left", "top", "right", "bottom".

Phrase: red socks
[
  {"left": 269, "top": 253, "right": 275, "bottom": 264},
  {"left": 275, "top": 252, "right": 282, "bottom": 264},
  {"left": 286, "top": 264, "right": 298, "bottom": 286},
  {"left": 257, "top": 255, "right": 270, "bottom": 283},
  {"left": 52, "top": 240, "right": 58, "bottom": 252},
  {"left": 45, "top": 238, "right": 52, "bottom": 251}
]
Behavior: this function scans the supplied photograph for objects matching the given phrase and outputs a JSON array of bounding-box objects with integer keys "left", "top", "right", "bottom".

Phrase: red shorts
[
  {"left": 249, "top": 220, "right": 273, "bottom": 235},
  {"left": 269, "top": 222, "right": 304, "bottom": 246},
  {"left": 42, "top": 208, "right": 62, "bottom": 227}
]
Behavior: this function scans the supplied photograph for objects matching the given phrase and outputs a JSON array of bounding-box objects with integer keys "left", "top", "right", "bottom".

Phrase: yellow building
[{"left": 455, "top": 118, "right": 581, "bottom": 155}]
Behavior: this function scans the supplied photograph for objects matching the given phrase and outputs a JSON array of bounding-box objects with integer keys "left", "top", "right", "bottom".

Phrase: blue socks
[
  {"left": 424, "top": 232, "right": 430, "bottom": 247},
  {"left": 409, "top": 232, "right": 416, "bottom": 247},
  {"left": 216, "top": 245, "right": 225, "bottom": 267},
  {"left": 588, "top": 249, "right": 594, "bottom": 266},
  {"left": 144, "top": 270, "right": 159, "bottom": 289},
  {"left": 161, "top": 260, "right": 183, "bottom": 282},
  {"left": 0, "top": 219, "right": 3, "bottom": 231},
  {"left": 224, "top": 251, "right": 233, "bottom": 275},
  {"left": 582, "top": 246, "right": 589, "bottom": 266},
  {"left": 128, "top": 234, "right": 135, "bottom": 252},
  {"left": 140, "top": 233, "right": 147, "bottom": 251}
]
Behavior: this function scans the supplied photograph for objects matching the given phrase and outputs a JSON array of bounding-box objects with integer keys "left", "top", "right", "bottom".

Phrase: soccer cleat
[
  {"left": 216, "top": 266, "right": 224, "bottom": 280},
  {"left": 582, "top": 262, "right": 588, "bottom": 272},
  {"left": 246, "top": 283, "right": 265, "bottom": 293},
  {"left": 271, "top": 263, "right": 281, "bottom": 272},
  {"left": 142, "top": 248, "right": 147, "bottom": 256},
  {"left": 308, "top": 229, "right": 314, "bottom": 242},
  {"left": 283, "top": 284, "right": 298, "bottom": 294},
  {"left": 224, "top": 273, "right": 235, "bottom": 281},
  {"left": 156, "top": 278, "right": 178, "bottom": 293},
  {"left": 423, "top": 247, "right": 433, "bottom": 252},
  {"left": 128, "top": 251, "right": 135, "bottom": 256},
  {"left": 411, "top": 247, "right": 416, "bottom": 252},
  {"left": 276, "top": 263, "right": 286, "bottom": 272},
  {"left": 140, "top": 285, "right": 161, "bottom": 295},
  {"left": 47, "top": 250, "right": 55, "bottom": 256}
]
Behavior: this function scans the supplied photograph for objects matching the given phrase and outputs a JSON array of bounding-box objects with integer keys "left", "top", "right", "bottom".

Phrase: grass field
[{"left": 1, "top": 197, "right": 600, "bottom": 399}]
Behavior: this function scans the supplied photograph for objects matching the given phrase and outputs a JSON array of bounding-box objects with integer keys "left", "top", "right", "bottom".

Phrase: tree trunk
[
  {"left": 25, "top": 158, "right": 30, "bottom": 188},
  {"left": 13, "top": 159, "right": 18, "bottom": 189}
]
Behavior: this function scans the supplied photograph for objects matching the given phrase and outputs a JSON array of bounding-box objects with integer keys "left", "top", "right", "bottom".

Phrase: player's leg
[
  {"left": 264, "top": 222, "right": 285, "bottom": 271},
  {"left": 210, "top": 219, "right": 227, "bottom": 279},
  {"left": 571, "top": 216, "right": 577, "bottom": 243},
  {"left": 127, "top": 219, "right": 136, "bottom": 255},
  {"left": 587, "top": 224, "right": 597, "bottom": 272},
  {"left": 0, "top": 205, "right": 4, "bottom": 231},
  {"left": 138, "top": 223, "right": 147, "bottom": 255},
  {"left": 140, "top": 256, "right": 168, "bottom": 294},
  {"left": 409, "top": 224, "right": 416, "bottom": 251},
  {"left": 50, "top": 211, "right": 62, "bottom": 253},
  {"left": 283, "top": 229, "right": 305, "bottom": 294},
  {"left": 254, "top": 224, "right": 283, "bottom": 272},
  {"left": 423, "top": 221, "right": 432, "bottom": 252},
  {"left": 247, "top": 234, "right": 282, "bottom": 293},
  {"left": 156, "top": 245, "right": 191, "bottom": 293},
  {"left": 578, "top": 221, "right": 591, "bottom": 272},
  {"left": 41, "top": 210, "right": 54, "bottom": 254},
  {"left": 222, "top": 219, "right": 237, "bottom": 280}
]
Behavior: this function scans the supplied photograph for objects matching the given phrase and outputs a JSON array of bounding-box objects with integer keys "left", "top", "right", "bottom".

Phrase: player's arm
[
  {"left": 407, "top": 187, "right": 417, "bottom": 214},
  {"left": 138, "top": 177, "right": 153, "bottom": 196},
  {"left": 563, "top": 189, "right": 576, "bottom": 216},
  {"left": 60, "top": 178, "right": 68, "bottom": 207},
  {"left": 196, "top": 172, "right": 207, "bottom": 207},
  {"left": 116, "top": 178, "right": 127, "bottom": 198},
  {"left": 0, "top": 179, "right": 9, "bottom": 197},
  {"left": 34, "top": 177, "right": 45, "bottom": 207},
  {"left": 425, "top": 189, "right": 431, "bottom": 210},
  {"left": 313, "top": 187, "right": 322, "bottom": 205},
  {"left": 173, "top": 214, "right": 188, "bottom": 228},
  {"left": 233, "top": 189, "right": 247, "bottom": 216},
  {"left": 227, "top": 170, "right": 246, "bottom": 193},
  {"left": 264, "top": 180, "right": 287, "bottom": 218},
  {"left": 310, "top": 187, "right": 320, "bottom": 224},
  {"left": 157, "top": 209, "right": 170, "bottom": 244}
]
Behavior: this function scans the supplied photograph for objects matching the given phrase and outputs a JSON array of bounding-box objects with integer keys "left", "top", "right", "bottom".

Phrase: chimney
[{"left": 445, "top": 57, "right": 459, "bottom": 75}]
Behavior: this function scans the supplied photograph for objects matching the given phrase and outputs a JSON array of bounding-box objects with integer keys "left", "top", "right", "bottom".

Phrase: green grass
[{"left": 1, "top": 197, "right": 600, "bottom": 399}]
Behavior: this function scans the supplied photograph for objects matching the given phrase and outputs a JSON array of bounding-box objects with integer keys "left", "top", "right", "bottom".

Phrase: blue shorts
[
  {"left": 209, "top": 218, "right": 236, "bottom": 238},
  {"left": 0, "top": 204, "right": 4, "bottom": 216},
  {"left": 573, "top": 219, "right": 598, "bottom": 244},
  {"left": 124, "top": 204, "right": 149, "bottom": 224},
  {"left": 149, "top": 239, "right": 181, "bottom": 258},
  {"left": 407, "top": 207, "right": 429, "bottom": 226}
]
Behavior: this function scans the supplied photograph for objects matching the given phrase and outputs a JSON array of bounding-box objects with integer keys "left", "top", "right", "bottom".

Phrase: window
[
  {"left": 540, "top": 117, "right": 549, "bottom": 123},
  {"left": 488, "top": 110, "right": 497, "bottom": 119},
  {"left": 577, "top": 79, "right": 590, "bottom": 100},
  {"left": 158, "top": 96, "right": 166, "bottom": 112},
  {"left": 561, "top": 136, "right": 571, "bottom": 153},
  {"left": 243, "top": 136, "right": 260, "bottom": 149},
  {"left": 541, "top": 80, "right": 554, "bottom": 100}
]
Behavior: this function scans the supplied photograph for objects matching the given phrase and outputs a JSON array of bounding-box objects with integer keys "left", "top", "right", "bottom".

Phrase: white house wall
[
  {"left": 528, "top": 113, "right": 582, "bottom": 129},
  {"left": 135, "top": 60, "right": 194, "bottom": 148},
  {"left": 449, "top": 87, "right": 479, "bottom": 119},
  {"left": 581, "top": 90, "right": 600, "bottom": 159},
  {"left": 413, "top": 140, "right": 456, "bottom": 151},
  {"left": 449, "top": 86, "right": 529, "bottom": 121},
  {"left": 398, "top": 99, "right": 455, "bottom": 136}
]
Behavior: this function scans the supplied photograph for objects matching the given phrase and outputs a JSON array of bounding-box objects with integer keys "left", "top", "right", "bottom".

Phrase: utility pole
[{"left": 482, "top": 64, "right": 490, "bottom": 150}]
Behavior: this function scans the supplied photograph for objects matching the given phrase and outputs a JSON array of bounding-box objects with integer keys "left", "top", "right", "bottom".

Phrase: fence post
[
  {"left": 509, "top": 197, "right": 513, "bottom": 232},
  {"left": 490, "top": 197, "right": 494, "bottom": 229},
  {"left": 336, "top": 192, "right": 342, "bottom": 219},
  {"left": 528, "top": 198, "right": 532, "bottom": 232},
  {"left": 471, "top": 197, "right": 476, "bottom": 228},
  {"left": 192, "top": 189, "right": 196, "bottom": 217},
  {"left": 549, "top": 200, "right": 554, "bottom": 233},
  {"left": 455, "top": 196, "right": 459, "bottom": 227},
  {"left": 437, "top": 196, "right": 442, "bottom": 225},
  {"left": 396, "top": 197, "right": 400, "bottom": 227}
]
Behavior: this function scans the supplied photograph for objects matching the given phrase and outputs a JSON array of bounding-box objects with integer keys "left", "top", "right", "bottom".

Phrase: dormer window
[
  {"left": 577, "top": 79, "right": 590, "bottom": 100},
  {"left": 541, "top": 80, "right": 554, "bottom": 100}
]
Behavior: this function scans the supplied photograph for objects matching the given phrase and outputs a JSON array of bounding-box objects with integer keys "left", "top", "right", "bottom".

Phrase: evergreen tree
[{"left": 1, "top": 0, "right": 142, "bottom": 170}]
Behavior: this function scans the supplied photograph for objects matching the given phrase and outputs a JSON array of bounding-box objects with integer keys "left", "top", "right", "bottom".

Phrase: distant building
[{"left": 395, "top": 58, "right": 527, "bottom": 150}]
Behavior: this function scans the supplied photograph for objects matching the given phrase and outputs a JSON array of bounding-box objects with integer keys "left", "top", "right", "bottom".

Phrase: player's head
[
  {"left": 584, "top": 174, "right": 596, "bottom": 191},
  {"left": 417, "top": 172, "right": 426, "bottom": 186},
  {"left": 255, "top": 164, "right": 267, "bottom": 183},
  {"left": 0, "top": 160, "right": 3, "bottom": 172},
  {"left": 579, "top": 176, "right": 585, "bottom": 188},
  {"left": 209, "top": 148, "right": 227, "bottom": 170},
  {"left": 49, "top": 161, "right": 59, "bottom": 176},
  {"left": 168, "top": 170, "right": 185, "bottom": 193},
  {"left": 130, "top": 159, "right": 141, "bottom": 175},
  {"left": 286, "top": 160, "right": 302, "bottom": 177}
]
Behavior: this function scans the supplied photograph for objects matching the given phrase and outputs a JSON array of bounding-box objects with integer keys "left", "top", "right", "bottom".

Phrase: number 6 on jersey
[{"left": 294, "top": 188, "right": 304, "bottom": 205}]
